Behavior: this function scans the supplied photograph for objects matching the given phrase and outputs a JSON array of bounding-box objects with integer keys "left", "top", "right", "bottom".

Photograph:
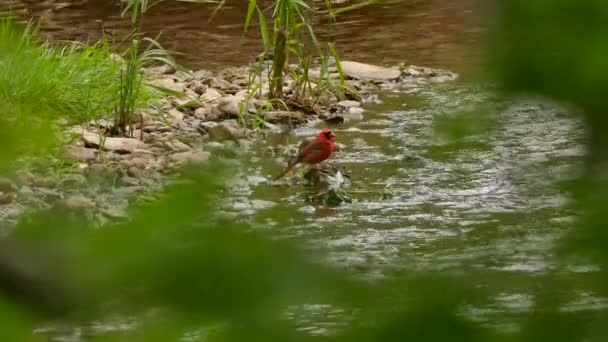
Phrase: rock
[
  {"left": 63, "top": 194, "right": 96, "bottom": 209},
  {"left": 168, "top": 140, "right": 191, "bottom": 152},
  {"left": 18, "top": 186, "right": 34, "bottom": 197},
  {"left": 337, "top": 100, "right": 361, "bottom": 108},
  {"left": 148, "top": 64, "right": 175, "bottom": 75},
  {"left": 206, "top": 121, "right": 246, "bottom": 141},
  {"left": 190, "top": 81, "right": 208, "bottom": 95},
  {"left": 193, "top": 69, "right": 214, "bottom": 81},
  {"left": 198, "top": 121, "right": 218, "bottom": 135},
  {"left": 217, "top": 95, "right": 256, "bottom": 117},
  {"left": 36, "top": 177, "right": 58, "bottom": 188},
  {"left": 317, "top": 93, "right": 338, "bottom": 107},
  {"left": 401, "top": 65, "right": 458, "bottom": 81},
  {"left": 194, "top": 106, "right": 224, "bottom": 121},
  {"left": 323, "top": 116, "right": 345, "bottom": 125},
  {"left": 250, "top": 200, "right": 277, "bottom": 210},
  {"left": 0, "top": 177, "right": 17, "bottom": 193},
  {"left": 101, "top": 206, "right": 129, "bottom": 219},
  {"left": 82, "top": 132, "right": 147, "bottom": 154},
  {"left": 15, "top": 171, "right": 35, "bottom": 186},
  {"left": 148, "top": 77, "right": 184, "bottom": 93},
  {"left": 201, "top": 88, "right": 223, "bottom": 103},
  {"left": 298, "top": 205, "right": 316, "bottom": 214},
  {"left": 0, "top": 192, "right": 12, "bottom": 205},
  {"left": 340, "top": 61, "right": 401, "bottom": 82},
  {"left": 347, "top": 107, "right": 365, "bottom": 119},
  {"left": 125, "top": 157, "right": 151, "bottom": 169},
  {"left": 62, "top": 174, "right": 87, "bottom": 188},
  {"left": 63, "top": 145, "right": 97, "bottom": 162},
  {"left": 168, "top": 109, "right": 184, "bottom": 121},
  {"left": 265, "top": 111, "right": 306, "bottom": 124},
  {"left": 169, "top": 151, "right": 210, "bottom": 164}
]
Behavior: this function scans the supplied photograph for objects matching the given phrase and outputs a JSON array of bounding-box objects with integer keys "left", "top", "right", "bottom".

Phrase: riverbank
[{"left": 0, "top": 60, "right": 457, "bottom": 227}]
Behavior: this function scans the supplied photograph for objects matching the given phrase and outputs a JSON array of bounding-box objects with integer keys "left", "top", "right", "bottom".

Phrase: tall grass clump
[
  {"left": 0, "top": 16, "right": 121, "bottom": 125},
  {"left": 244, "top": 0, "right": 373, "bottom": 105}
]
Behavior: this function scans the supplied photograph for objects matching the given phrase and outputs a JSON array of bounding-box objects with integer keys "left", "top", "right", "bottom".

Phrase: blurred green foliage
[{"left": 1, "top": 0, "right": 608, "bottom": 341}]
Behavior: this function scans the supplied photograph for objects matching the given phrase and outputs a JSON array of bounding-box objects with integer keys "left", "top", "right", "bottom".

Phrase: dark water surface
[{"left": 0, "top": 0, "right": 480, "bottom": 71}]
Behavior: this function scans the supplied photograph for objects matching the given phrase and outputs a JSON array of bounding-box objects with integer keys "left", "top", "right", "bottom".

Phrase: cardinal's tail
[{"left": 273, "top": 161, "right": 298, "bottom": 181}]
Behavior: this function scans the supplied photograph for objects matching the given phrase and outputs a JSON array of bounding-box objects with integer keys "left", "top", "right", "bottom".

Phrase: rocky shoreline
[{"left": 0, "top": 60, "right": 457, "bottom": 228}]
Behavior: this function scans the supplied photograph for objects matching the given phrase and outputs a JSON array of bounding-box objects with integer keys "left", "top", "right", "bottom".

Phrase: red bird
[{"left": 274, "top": 128, "right": 337, "bottom": 181}]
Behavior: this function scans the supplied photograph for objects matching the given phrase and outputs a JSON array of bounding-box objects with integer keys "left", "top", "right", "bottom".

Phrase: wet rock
[
  {"left": 250, "top": 200, "right": 277, "bottom": 210},
  {"left": 304, "top": 166, "right": 350, "bottom": 189},
  {"left": 0, "top": 177, "right": 17, "bottom": 193},
  {"left": 401, "top": 65, "right": 458, "bottom": 81},
  {"left": 340, "top": 61, "right": 401, "bottom": 82},
  {"left": 337, "top": 100, "right": 361, "bottom": 108},
  {"left": 307, "top": 188, "right": 351, "bottom": 206},
  {"left": 168, "top": 109, "right": 184, "bottom": 121},
  {"left": 63, "top": 194, "right": 96, "bottom": 209},
  {"left": 298, "top": 205, "right": 316, "bottom": 214},
  {"left": 63, "top": 145, "right": 97, "bottom": 162},
  {"left": 169, "top": 151, "right": 210, "bottom": 165},
  {"left": 82, "top": 132, "right": 147, "bottom": 154},
  {"left": 347, "top": 107, "right": 365, "bottom": 120},
  {"left": 323, "top": 116, "right": 345, "bottom": 125}
]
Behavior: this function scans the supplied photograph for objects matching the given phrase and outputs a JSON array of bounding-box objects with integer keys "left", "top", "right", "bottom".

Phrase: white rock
[
  {"left": 82, "top": 133, "right": 146, "bottom": 154},
  {"left": 340, "top": 61, "right": 401, "bottom": 81},
  {"left": 337, "top": 100, "right": 362, "bottom": 108}
]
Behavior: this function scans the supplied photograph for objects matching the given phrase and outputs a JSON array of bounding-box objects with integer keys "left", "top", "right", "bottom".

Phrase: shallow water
[
  {"left": 2, "top": 0, "right": 601, "bottom": 338},
  {"left": 230, "top": 79, "right": 593, "bottom": 332}
]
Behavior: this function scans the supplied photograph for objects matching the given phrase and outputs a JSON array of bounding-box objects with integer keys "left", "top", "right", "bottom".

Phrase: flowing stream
[{"left": 1, "top": 0, "right": 600, "bottom": 338}]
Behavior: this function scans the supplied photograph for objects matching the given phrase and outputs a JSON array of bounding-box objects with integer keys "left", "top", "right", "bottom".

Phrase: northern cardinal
[{"left": 273, "top": 128, "right": 336, "bottom": 181}]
